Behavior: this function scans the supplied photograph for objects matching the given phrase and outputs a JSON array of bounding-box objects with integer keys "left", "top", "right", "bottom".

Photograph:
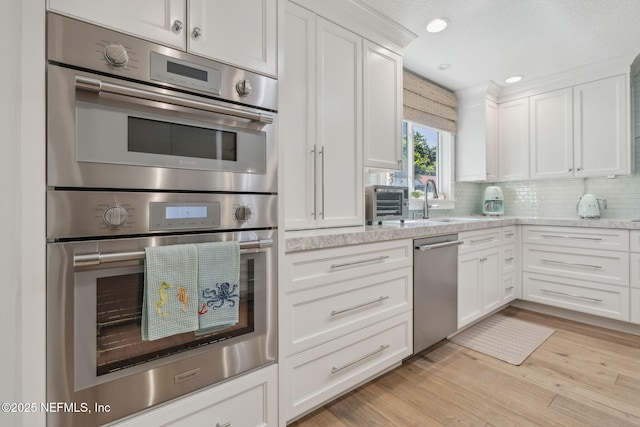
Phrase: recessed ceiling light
[
  {"left": 438, "top": 63, "right": 451, "bottom": 70},
  {"left": 505, "top": 75, "right": 524, "bottom": 84},
  {"left": 426, "top": 18, "right": 449, "bottom": 33}
]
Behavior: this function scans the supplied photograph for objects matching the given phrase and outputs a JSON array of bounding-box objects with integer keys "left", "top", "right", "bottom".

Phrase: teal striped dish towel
[
  {"left": 197, "top": 241, "right": 241, "bottom": 330},
  {"left": 142, "top": 244, "right": 199, "bottom": 341}
]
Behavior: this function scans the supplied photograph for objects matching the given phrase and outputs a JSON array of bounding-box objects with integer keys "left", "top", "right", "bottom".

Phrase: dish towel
[
  {"left": 142, "top": 244, "right": 199, "bottom": 341},
  {"left": 197, "top": 241, "right": 241, "bottom": 331}
]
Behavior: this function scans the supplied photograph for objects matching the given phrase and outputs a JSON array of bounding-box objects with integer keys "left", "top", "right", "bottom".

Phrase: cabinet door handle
[
  {"left": 171, "top": 20, "right": 183, "bottom": 34},
  {"left": 541, "top": 289, "right": 603, "bottom": 302},
  {"left": 540, "top": 234, "right": 603, "bottom": 241},
  {"left": 541, "top": 259, "right": 603, "bottom": 269},
  {"left": 330, "top": 296, "right": 390, "bottom": 316},
  {"left": 319, "top": 146, "right": 325, "bottom": 219},
  {"left": 330, "top": 256, "right": 389, "bottom": 269},
  {"left": 311, "top": 145, "right": 317, "bottom": 219},
  {"left": 416, "top": 240, "right": 464, "bottom": 251},
  {"left": 331, "top": 345, "right": 390, "bottom": 374},
  {"left": 470, "top": 237, "right": 496, "bottom": 244},
  {"left": 191, "top": 27, "right": 203, "bottom": 39}
]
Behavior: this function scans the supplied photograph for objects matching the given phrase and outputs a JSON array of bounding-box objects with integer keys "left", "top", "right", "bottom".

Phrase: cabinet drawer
[
  {"left": 502, "top": 225, "right": 518, "bottom": 242},
  {"left": 284, "top": 267, "right": 412, "bottom": 355},
  {"left": 630, "top": 230, "right": 640, "bottom": 253},
  {"left": 522, "top": 273, "right": 630, "bottom": 321},
  {"left": 522, "top": 226, "right": 629, "bottom": 251},
  {"left": 113, "top": 365, "right": 277, "bottom": 426},
  {"left": 523, "top": 244, "right": 629, "bottom": 287},
  {"left": 502, "top": 273, "right": 518, "bottom": 303},
  {"left": 284, "top": 312, "right": 412, "bottom": 421},
  {"left": 285, "top": 239, "right": 412, "bottom": 293},
  {"left": 631, "top": 253, "right": 640, "bottom": 289},
  {"left": 459, "top": 228, "right": 501, "bottom": 254},
  {"left": 502, "top": 243, "right": 518, "bottom": 274},
  {"left": 631, "top": 288, "right": 640, "bottom": 325}
]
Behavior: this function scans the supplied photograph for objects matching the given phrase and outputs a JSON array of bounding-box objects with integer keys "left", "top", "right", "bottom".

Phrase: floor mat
[{"left": 449, "top": 314, "right": 554, "bottom": 365}]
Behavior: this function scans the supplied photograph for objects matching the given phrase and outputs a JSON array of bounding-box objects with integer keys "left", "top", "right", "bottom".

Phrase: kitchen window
[{"left": 369, "top": 120, "right": 454, "bottom": 214}]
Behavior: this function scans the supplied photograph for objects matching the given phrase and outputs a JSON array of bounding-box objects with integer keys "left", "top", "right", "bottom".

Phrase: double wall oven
[{"left": 46, "top": 13, "right": 277, "bottom": 426}]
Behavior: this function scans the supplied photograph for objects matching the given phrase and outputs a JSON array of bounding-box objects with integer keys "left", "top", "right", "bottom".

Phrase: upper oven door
[{"left": 47, "top": 65, "right": 277, "bottom": 193}]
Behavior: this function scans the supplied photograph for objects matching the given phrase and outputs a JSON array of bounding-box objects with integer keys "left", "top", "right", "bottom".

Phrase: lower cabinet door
[
  {"left": 631, "top": 288, "right": 640, "bottom": 325},
  {"left": 523, "top": 273, "right": 630, "bottom": 321},
  {"left": 112, "top": 365, "right": 278, "bottom": 427},
  {"left": 283, "top": 313, "right": 412, "bottom": 422}
]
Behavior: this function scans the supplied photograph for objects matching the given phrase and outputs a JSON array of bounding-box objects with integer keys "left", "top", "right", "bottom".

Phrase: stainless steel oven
[
  {"left": 47, "top": 13, "right": 277, "bottom": 193},
  {"left": 46, "top": 191, "right": 277, "bottom": 426},
  {"left": 45, "top": 12, "right": 279, "bottom": 426}
]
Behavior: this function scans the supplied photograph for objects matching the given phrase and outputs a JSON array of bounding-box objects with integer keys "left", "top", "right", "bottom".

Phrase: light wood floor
[{"left": 290, "top": 307, "right": 640, "bottom": 427}]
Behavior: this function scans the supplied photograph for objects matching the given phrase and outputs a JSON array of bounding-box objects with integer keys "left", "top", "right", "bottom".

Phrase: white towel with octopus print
[{"left": 196, "top": 241, "right": 240, "bottom": 330}]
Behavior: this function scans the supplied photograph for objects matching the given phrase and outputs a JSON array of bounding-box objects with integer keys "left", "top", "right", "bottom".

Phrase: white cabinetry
[
  {"left": 529, "top": 88, "right": 574, "bottom": 179},
  {"left": 112, "top": 365, "right": 278, "bottom": 427},
  {"left": 282, "top": 2, "right": 364, "bottom": 229},
  {"left": 529, "top": 75, "right": 630, "bottom": 180},
  {"left": 458, "top": 228, "right": 502, "bottom": 328},
  {"left": 363, "top": 40, "right": 403, "bottom": 170},
  {"left": 497, "top": 98, "right": 530, "bottom": 181},
  {"left": 188, "top": 0, "right": 277, "bottom": 76},
  {"left": 573, "top": 75, "right": 630, "bottom": 177},
  {"left": 522, "top": 226, "right": 630, "bottom": 321},
  {"left": 629, "top": 231, "right": 640, "bottom": 325},
  {"left": 282, "top": 5, "right": 363, "bottom": 229},
  {"left": 47, "top": 0, "right": 277, "bottom": 76},
  {"left": 501, "top": 225, "right": 521, "bottom": 303},
  {"left": 282, "top": 240, "right": 413, "bottom": 422},
  {"left": 456, "top": 84, "right": 498, "bottom": 182}
]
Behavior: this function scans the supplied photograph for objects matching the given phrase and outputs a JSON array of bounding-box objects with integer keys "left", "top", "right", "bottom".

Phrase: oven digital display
[
  {"left": 165, "top": 206, "right": 208, "bottom": 219},
  {"left": 166, "top": 61, "right": 208, "bottom": 82}
]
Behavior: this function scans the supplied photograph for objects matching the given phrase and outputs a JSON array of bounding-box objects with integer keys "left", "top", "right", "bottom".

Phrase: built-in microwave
[
  {"left": 47, "top": 13, "right": 277, "bottom": 193},
  {"left": 365, "top": 185, "right": 408, "bottom": 224}
]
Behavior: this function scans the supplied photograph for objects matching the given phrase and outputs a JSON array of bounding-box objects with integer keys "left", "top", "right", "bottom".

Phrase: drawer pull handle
[
  {"left": 330, "top": 296, "right": 390, "bottom": 316},
  {"left": 505, "top": 257, "right": 515, "bottom": 261},
  {"left": 541, "top": 259, "right": 603, "bottom": 269},
  {"left": 540, "top": 234, "right": 603, "bottom": 241},
  {"left": 505, "top": 286, "right": 515, "bottom": 290},
  {"left": 505, "top": 232, "right": 514, "bottom": 237},
  {"left": 330, "top": 256, "right": 389, "bottom": 269},
  {"left": 331, "top": 345, "right": 390, "bottom": 374},
  {"left": 215, "top": 423, "right": 231, "bottom": 427},
  {"left": 470, "top": 237, "right": 496, "bottom": 244},
  {"left": 541, "top": 289, "right": 604, "bottom": 303}
]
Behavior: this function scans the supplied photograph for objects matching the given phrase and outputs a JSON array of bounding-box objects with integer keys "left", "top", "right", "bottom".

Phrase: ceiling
[{"left": 359, "top": 0, "right": 640, "bottom": 92}]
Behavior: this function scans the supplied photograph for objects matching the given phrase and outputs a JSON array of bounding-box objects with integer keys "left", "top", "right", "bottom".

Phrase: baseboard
[{"left": 510, "top": 299, "right": 640, "bottom": 337}]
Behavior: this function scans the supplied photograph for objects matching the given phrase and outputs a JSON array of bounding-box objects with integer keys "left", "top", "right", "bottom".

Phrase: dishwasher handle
[{"left": 415, "top": 239, "right": 464, "bottom": 252}]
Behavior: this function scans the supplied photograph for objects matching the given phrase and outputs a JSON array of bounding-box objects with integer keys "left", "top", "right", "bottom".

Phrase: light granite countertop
[{"left": 284, "top": 216, "right": 640, "bottom": 252}]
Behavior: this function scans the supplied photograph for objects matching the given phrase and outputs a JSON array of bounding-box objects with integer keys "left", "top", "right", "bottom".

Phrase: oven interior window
[
  {"left": 95, "top": 256, "right": 257, "bottom": 376},
  {"left": 127, "top": 117, "right": 237, "bottom": 161}
]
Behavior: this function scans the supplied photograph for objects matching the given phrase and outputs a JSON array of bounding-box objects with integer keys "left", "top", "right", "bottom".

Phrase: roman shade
[{"left": 403, "top": 69, "right": 458, "bottom": 134}]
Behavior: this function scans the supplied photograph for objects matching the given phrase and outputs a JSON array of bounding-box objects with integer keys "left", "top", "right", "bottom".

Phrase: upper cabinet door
[
  {"left": 48, "top": 0, "right": 187, "bottom": 50},
  {"left": 316, "top": 18, "right": 363, "bottom": 228},
  {"left": 574, "top": 75, "right": 630, "bottom": 177},
  {"left": 188, "top": 0, "right": 277, "bottom": 76},
  {"left": 529, "top": 88, "right": 574, "bottom": 180},
  {"left": 282, "top": 2, "right": 317, "bottom": 230},
  {"left": 498, "top": 98, "right": 530, "bottom": 182},
  {"left": 363, "top": 40, "right": 403, "bottom": 170}
]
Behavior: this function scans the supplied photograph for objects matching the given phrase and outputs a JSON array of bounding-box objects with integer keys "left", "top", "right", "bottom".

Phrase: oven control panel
[{"left": 149, "top": 202, "right": 221, "bottom": 231}]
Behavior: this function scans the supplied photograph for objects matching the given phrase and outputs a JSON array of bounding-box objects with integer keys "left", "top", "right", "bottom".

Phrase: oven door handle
[
  {"left": 75, "top": 76, "right": 274, "bottom": 125},
  {"left": 74, "top": 239, "right": 273, "bottom": 267}
]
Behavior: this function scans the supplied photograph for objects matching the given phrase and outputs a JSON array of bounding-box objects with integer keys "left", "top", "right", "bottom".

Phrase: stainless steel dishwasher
[{"left": 413, "top": 234, "right": 464, "bottom": 355}]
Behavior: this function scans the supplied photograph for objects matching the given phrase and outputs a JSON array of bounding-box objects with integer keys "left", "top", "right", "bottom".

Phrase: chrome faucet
[{"left": 423, "top": 179, "right": 439, "bottom": 219}]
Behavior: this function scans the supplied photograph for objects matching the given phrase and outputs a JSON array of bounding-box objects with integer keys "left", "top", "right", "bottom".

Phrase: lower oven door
[{"left": 47, "top": 230, "right": 276, "bottom": 426}]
